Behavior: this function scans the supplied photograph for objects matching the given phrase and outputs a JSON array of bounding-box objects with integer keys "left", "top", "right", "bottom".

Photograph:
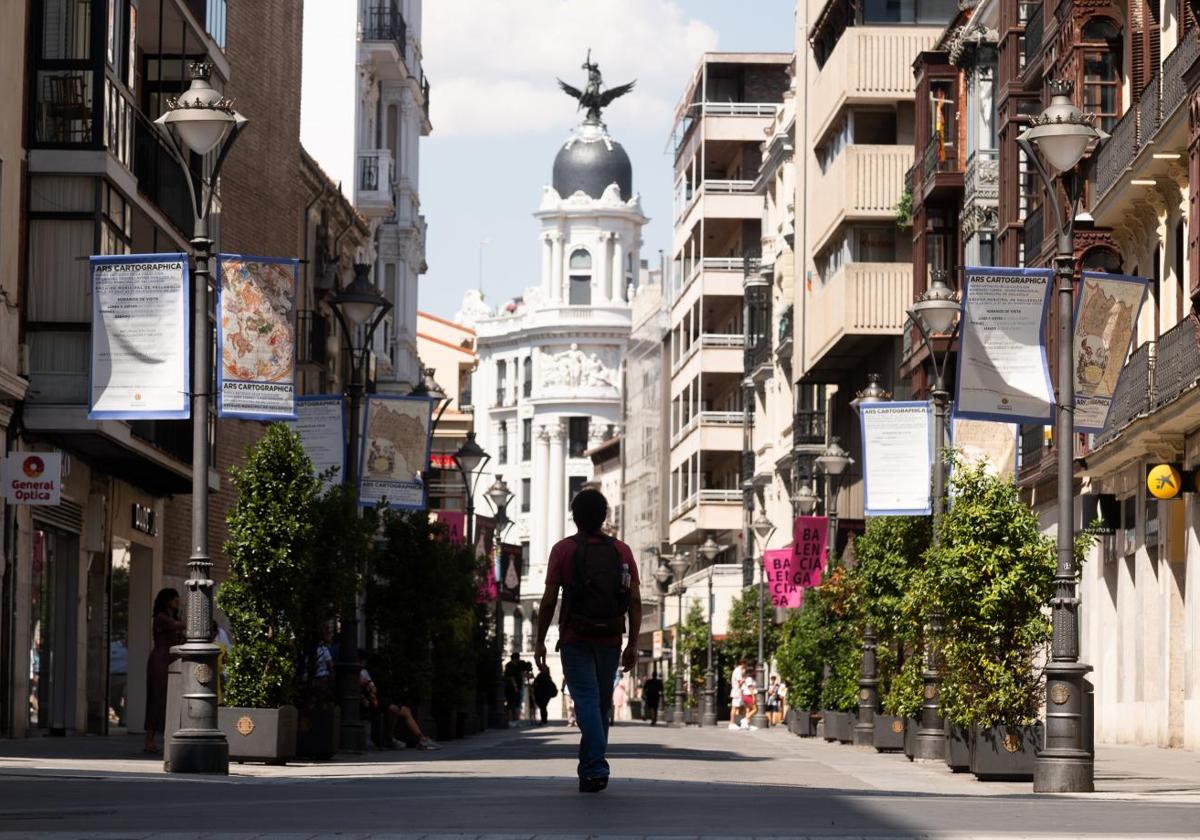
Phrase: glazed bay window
[
  {"left": 568, "top": 249, "right": 592, "bottom": 305},
  {"left": 1081, "top": 18, "right": 1121, "bottom": 134},
  {"left": 521, "top": 478, "right": 531, "bottom": 513},
  {"left": 860, "top": 0, "right": 957, "bottom": 24},
  {"left": 498, "top": 421, "right": 508, "bottom": 464},
  {"left": 522, "top": 418, "right": 532, "bottom": 461},
  {"left": 568, "top": 417, "right": 589, "bottom": 457}
]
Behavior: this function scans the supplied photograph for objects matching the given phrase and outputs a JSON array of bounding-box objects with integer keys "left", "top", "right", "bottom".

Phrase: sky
[{"left": 301, "top": 0, "right": 796, "bottom": 321}]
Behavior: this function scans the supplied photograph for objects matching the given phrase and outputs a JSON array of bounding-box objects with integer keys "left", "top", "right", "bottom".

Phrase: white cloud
[{"left": 422, "top": 0, "right": 719, "bottom": 137}]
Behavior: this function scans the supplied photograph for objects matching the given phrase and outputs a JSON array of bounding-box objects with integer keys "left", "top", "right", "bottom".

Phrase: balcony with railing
[
  {"left": 810, "top": 26, "right": 938, "bottom": 145},
  {"left": 1091, "top": 30, "right": 1197, "bottom": 220},
  {"left": 362, "top": 1, "right": 408, "bottom": 56},
  {"left": 671, "top": 333, "right": 745, "bottom": 377},
  {"left": 811, "top": 145, "right": 913, "bottom": 255},
  {"left": 793, "top": 409, "right": 826, "bottom": 449},
  {"left": 1022, "top": 5, "right": 1044, "bottom": 72},
  {"left": 918, "top": 134, "right": 962, "bottom": 201},
  {"left": 669, "top": 410, "right": 746, "bottom": 452},
  {"left": 1022, "top": 204, "right": 1045, "bottom": 264},
  {"left": 356, "top": 149, "right": 395, "bottom": 217},
  {"left": 804, "top": 262, "right": 913, "bottom": 376},
  {"left": 296, "top": 310, "right": 329, "bottom": 365}
]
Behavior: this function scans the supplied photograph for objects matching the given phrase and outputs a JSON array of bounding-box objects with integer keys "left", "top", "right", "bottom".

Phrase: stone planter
[
  {"left": 823, "top": 710, "right": 854, "bottom": 743},
  {"left": 874, "top": 714, "right": 905, "bottom": 752},
  {"left": 903, "top": 717, "right": 918, "bottom": 759},
  {"left": 794, "top": 710, "right": 817, "bottom": 737},
  {"left": 821, "top": 710, "right": 840, "bottom": 741},
  {"left": 970, "top": 723, "right": 1042, "bottom": 781},
  {"left": 944, "top": 721, "right": 971, "bottom": 773},
  {"left": 295, "top": 706, "right": 339, "bottom": 759},
  {"left": 784, "top": 709, "right": 797, "bottom": 732},
  {"left": 219, "top": 705, "right": 298, "bottom": 764}
]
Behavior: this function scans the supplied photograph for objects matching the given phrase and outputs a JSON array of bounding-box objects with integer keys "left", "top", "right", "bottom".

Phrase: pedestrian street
[{"left": 1, "top": 721, "right": 1199, "bottom": 839}]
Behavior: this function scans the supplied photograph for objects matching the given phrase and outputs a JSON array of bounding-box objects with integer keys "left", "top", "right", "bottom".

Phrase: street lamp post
[
  {"left": 906, "top": 269, "right": 962, "bottom": 761},
  {"left": 750, "top": 512, "right": 775, "bottom": 729},
  {"left": 157, "top": 62, "right": 247, "bottom": 775},
  {"left": 668, "top": 553, "right": 690, "bottom": 727},
  {"left": 793, "top": 480, "right": 819, "bottom": 517},
  {"left": 485, "top": 476, "right": 515, "bottom": 728},
  {"left": 697, "top": 533, "right": 722, "bottom": 727},
  {"left": 850, "top": 374, "right": 892, "bottom": 747},
  {"left": 328, "top": 263, "right": 393, "bottom": 754},
  {"left": 816, "top": 438, "right": 852, "bottom": 565},
  {"left": 1018, "top": 80, "right": 1107, "bottom": 794}
]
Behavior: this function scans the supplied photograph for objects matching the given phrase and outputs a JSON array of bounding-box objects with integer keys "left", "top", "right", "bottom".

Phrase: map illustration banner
[
  {"left": 763, "top": 547, "right": 803, "bottom": 608},
  {"left": 357, "top": 394, "right": 434, "bottom": 511},
  {"left": 955, "top": 267, "right": 1054, "bottom": 424},
  {"left": 1074, "top": 271, "right": 1148, "bottom": 433},
  {"left": 216, "top": 255, "right": 298, "bottom": 420},
  {"left": 287, "top": 395, "right": 345, "bottom": 489},
  {"left": 951, "top": 417, "right": 1018, "bottom": 480},
  {"left": 791, "top": 515, "right": 828, "bottom": 588},
  {"left": 860, "top": 402, "right": 933, "bottom": 516},
  {"left": 88, "top": 254, "right": 189, "bottom": 419}
]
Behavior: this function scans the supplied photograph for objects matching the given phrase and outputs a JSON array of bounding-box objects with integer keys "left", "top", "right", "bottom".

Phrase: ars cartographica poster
[
  {"left": 216, "top": 255, "right": 297, "bottom": 420},
  {"left": 1073, "top": 271, "right": 1148, "bottom": 433},
  {"left": 357, "top": 395, "right": 434, "bottom": 510}
]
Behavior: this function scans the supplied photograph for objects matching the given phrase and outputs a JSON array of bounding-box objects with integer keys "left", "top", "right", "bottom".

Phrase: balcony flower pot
[
  {"left": 903, "top": 717, "right": 918, "bottom": 759},
  {"left": 219, "top": 705, "right": 298, "bottom": 764},
  {"left": 944, "top": 721, "right": 971, "bottom": 773},
  {"left": 873, "top": 714, "right": 905, "bottom": 752},
  {"left": 295, "top": 705, "right": 340, "bottom": 759},
  {"left": 970, "top": 723, "right": 1042, "bottom": 781}
]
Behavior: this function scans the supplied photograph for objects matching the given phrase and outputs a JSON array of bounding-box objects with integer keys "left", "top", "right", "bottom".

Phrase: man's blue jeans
[{"left": 560, "top": 641, "right": 620, "bottom": 780}]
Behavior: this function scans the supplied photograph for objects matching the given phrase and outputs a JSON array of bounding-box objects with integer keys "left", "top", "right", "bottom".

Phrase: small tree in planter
[
  {"left": 920, "top": 460, "right": 1093, "bottom": 779},
  {"left": 777, "top": 591, "right": 826, "bottom": 736},
  {"left": 218, "top": 425, "right": 324, "bottom": 762},
  {"left": 813, "top": 566, "right": 861, "bottom": 743},
  {"left": 854, "top": 515, "right": 929, "bottom": 750}
]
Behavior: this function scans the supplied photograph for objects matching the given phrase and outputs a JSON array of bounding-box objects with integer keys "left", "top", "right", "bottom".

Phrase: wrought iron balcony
[
  {"left": 1163, "top": 31, "right": 1199, "bottom": 122},
  {"left": 1022, "top": 204, "right": 1044, "bottom": 263},
  {"left": 363, "top": 1, "right": 407, "bottom": 54},
  {"left": 296, "top": 310, "right": 328, "bottom": 365},
  {"left": 1093, "top": 341, "right": 1152, "bottom": 448},
  {"left": 1023, "top": 5, "right": 1044, "bottom": 70},
  {"left": 1151, "top": 316, "right": 1200, "bottom": 412},
  {"left": 793, "top": 409, "right": 825, "bottom": 448}
]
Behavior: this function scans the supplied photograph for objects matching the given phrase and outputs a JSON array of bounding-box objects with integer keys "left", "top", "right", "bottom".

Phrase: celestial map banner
[
  {"left": 358, "top": 394, "right": 434, "bottom": 511},
  {"left": 1074, "top": 271, "right": 1148, "bottom": 434},
  {"left": 216, "top": 255, "right": 297, "bottom": 420}
]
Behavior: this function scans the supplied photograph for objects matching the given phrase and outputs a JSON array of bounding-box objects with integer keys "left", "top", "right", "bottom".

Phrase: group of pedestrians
[{"left": 728, "top": 660, "right": 787, "bottom": 730}]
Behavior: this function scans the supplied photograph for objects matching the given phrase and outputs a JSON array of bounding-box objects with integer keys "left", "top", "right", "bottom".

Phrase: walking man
[
  {"left": 642, "top": 670, "right": 663, "bottom": 725},
  {"left": 535, "top": 489, "right": 641, "bottom": 793}
]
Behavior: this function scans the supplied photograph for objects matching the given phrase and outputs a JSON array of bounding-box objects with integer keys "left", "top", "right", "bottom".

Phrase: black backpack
[{"left": 563, "top": 534, "right": 629, "bottom": 637}]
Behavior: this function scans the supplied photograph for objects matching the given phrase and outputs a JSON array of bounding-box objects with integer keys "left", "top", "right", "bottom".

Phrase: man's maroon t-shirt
[{"left": 546, "top": 533, "right": 640, "bottom": 649}]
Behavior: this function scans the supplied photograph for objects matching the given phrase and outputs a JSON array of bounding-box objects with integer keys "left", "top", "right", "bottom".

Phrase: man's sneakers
[
  {"left": 579, "top": 776, "right": 608, "bottom": 793},
  {"left": 727, "top": 723, "right": 740, "bottom": 731}
]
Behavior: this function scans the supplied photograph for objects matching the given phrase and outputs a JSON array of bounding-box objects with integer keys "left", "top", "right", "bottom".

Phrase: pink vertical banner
[
  {"left": 763, "top": 548, "right": 803, "bottom": 608},
  {"left": 477, "top": 562, "right": 498, "bottom": 604},
  {"left": 791, "top": 515, "right": 828, "bottom": 588},
  {"left": 431, "top": 510, "right": 465, "bottom": 544}
]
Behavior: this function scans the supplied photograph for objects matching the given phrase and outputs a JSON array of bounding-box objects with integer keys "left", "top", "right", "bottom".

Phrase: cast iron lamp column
[
  {"left": 651, "top": 552, "right": 672, "bottom": 710},
  {"left": 485, "top": 476, "right": 515, "bottom": 728},
  {"left": 907, "top": 270, "right": 962, "bottom": 761},
  {"left": 156, "top": 62, "right": 247, "bottom": 775},
  {"left": 750, "top": 512, "right": 776, "bottom": 729},
  {"left": 1018, "top": 80, "right": 1107, "bottom": 794},
  {"left": 793, "top": 480, "right": 819, "bottom": 518},
  {"left": 850, "top": 374, "right": 892, "bottom": 747},
  {"left": 697, "top": 534, "right": 722, "bottom": 727},
  {"left": 668, "top": 553, "right": 690, "bottom": 727},
  {"left": 816, "top": 439, "right": 851, "bottom": 564},
  {"left": 328, "top": 263, "right": 393, "bottom": 754}
]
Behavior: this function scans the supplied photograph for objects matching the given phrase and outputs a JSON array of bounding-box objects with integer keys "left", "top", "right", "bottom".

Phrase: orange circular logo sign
[{"left": 22, "top": 456, "right": 45, "bottom": 478}]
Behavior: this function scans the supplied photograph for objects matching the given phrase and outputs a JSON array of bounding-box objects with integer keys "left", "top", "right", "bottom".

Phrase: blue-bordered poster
[
  {"left": 1073, "top": 271, "right": 1149, "bottom": 433},
  {"left": 954, "top": 267, "right": 1054, "bottom": 424},
  {"left": 357, "top": 394, "right": 434, "bottom": 511},
  {"left": 88, "top": 253, "right": 190, "bottom": 420},
  {"left": 860, "top": 401, "right": 933, "bottom": 516},
  {"left": 215, "top": 254, "right": 298, "bottom": 420},
  {"left": 287, "top": 395, "right": 345, "bottom": 490}
]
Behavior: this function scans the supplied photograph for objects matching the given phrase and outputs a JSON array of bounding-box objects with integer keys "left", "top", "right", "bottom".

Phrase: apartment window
[
  {"left": 1175, "top": 220, "right": 1186, "bottom": 322},
  {"left": 854, "top": 110, "right": 897, "bottom": 145},
  {"left": 929, "top": 80, "right": 957, "bottom": 165},
  {"left": 1081, "top": 19, "right": 1122, "bottom": 134},
  {"left": 496, "top": 359, "right": 507, "bottom": 406},
  {"left": 569, "top": 249, "right": 592, "bottom": 305},
  {"left": 861, "top": 0, "right": 956, "bottom": 24},
  {"left": 522, "top": 418, "right": 532, "bottom": 461},
  {"left": 568, "top": 476, "right": 586, "bottom": 506},
  {"left": 854, "top": 227, "right": 897, "bottom": 263},
  {"left": 522, "top": 356, "right": 532, "bottom": 398},
  {"left": 568, "top": 417, "right": 590, "bottom": 457},
  {"left": 498, "top": 421, "right": 508, "bottom": 464},
  {"left": 521, "top": 478, "right": 531, "bottom": 513}
]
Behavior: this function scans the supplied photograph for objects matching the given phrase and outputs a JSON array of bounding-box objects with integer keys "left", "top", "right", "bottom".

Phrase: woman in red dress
[{"left": 143, "top": 588, "right": 184, "bottom": 754}]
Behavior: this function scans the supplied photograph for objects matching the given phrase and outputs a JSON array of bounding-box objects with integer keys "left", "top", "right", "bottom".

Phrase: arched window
[
  {"left": 568, "top": 248, "right": 592, "bottom": 305},
  {"left": 1081, "top": 18, "right": 1122, "bottom": 133}
]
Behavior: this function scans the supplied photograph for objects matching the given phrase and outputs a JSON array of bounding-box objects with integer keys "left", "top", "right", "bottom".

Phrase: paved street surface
[{"left": 1, "top": 721, "right": 1199, "bottom": 838}]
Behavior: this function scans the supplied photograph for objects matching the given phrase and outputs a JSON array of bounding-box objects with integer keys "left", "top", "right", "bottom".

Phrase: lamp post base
[
  {"left": 701, "top": 671, "right": 717, "bottom": 727},
  {"left": 164, "top": 643, "right": 228, "bottom": 775},
  {"left": 750, "top": 687, "right": 769, "bottom": 729},
  {"left": 1035, "top": 661, "right": 1093, "bottom": 792},
  {"left": 1034, "top": 753, "right": 1094, "bottom": 793},
  {"left": 912, "top": 728, "right": 945, "bottom": 761}
]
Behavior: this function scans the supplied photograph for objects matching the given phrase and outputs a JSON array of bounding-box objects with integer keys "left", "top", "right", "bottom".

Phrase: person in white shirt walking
[{"left": 728, "top": 660, "right": 747, "bottom": 730}]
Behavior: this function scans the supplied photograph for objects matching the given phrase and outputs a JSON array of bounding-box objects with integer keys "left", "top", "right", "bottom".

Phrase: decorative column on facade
[
  {"left": 611, "top": 234, "right": 625, "bottom": 303},
  {"left": 547, "top": 420, "right": 566, "bottom": 548},
  {"left": 597, "top": 231, "right": 612, "bottom": 302},
  {"left": 550, "top": 232, "right": 564, "bottom": 303},
  {"left": 541, "top": 234, "right": 553, "bottom": 298},
  {"left": 534, "top": 424, "right": 552, "bottom": 566}
]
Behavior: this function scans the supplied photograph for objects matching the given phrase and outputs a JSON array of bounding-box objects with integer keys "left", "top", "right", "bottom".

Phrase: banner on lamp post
[
  {"left": 860, "top": 401, "right": 934, "bottom": 516},
  {"left": 950, "top": 417, "right": 1019, "bottom": 480},
  {"left": 955, "top": 267, "right": 1054, "bottom": 424},
  {"left": 215, "top": 255, "right": 298, "bottom": 420},
  {"left": 1073, "top": 271, "right": 1149, "bottom": 433},
  {"left": 763, "top": 548, "right": 803, "bottom": 608},
  {"left": 357, "top": 394, "right": 434, "bottom": 511},
  {"left": 430, "top": 510, "right": 465, "bottom": 544},
  {"left": 791, "top": 515, "right": 828, "bottom": 588},
  {"left": 88, "top": 254, "right": 189, "bottom": 420},
  {"left": 286, "top": 395, "right": 345, "bottom": 490}
]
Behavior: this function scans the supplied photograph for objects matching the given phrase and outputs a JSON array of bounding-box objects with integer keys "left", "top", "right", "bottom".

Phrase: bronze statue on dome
[{"left": 557, "top": 50, "right": 635, "bottom": 124}]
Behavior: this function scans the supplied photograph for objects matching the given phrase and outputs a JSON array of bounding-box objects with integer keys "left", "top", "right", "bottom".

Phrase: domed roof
[{"left": 552, "top": 122, "right": 632, "bottom": 202}]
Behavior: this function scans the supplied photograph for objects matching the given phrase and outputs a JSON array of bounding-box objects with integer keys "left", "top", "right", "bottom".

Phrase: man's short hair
[{"left": 571, "top": 488, "right": 608, "bottom": 534}]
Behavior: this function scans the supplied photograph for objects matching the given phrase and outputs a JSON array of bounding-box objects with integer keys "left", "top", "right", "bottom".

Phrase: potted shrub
[
  {"left": 921, "top": 461, "right": 1092, "bottom": 781},
  {"left": 218, "top": 425, "right": 326, "bottom": 763},
  {"left": 853, "top": 516, "right": 928, "bottom": 752},
  {"left": 817, "top": 567, "right": 860, "bottom": 744},
  {"left": 777, "top": 589, "right": 826, "bottom": 738}
]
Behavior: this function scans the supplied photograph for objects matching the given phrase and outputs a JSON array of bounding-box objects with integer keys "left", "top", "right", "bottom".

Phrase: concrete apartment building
[
  {"left": 416, "top": 310, "right": 476, "bottom": 513},
  {"left": 354, "top": 0, "right": 431, "bottom": 394}
]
